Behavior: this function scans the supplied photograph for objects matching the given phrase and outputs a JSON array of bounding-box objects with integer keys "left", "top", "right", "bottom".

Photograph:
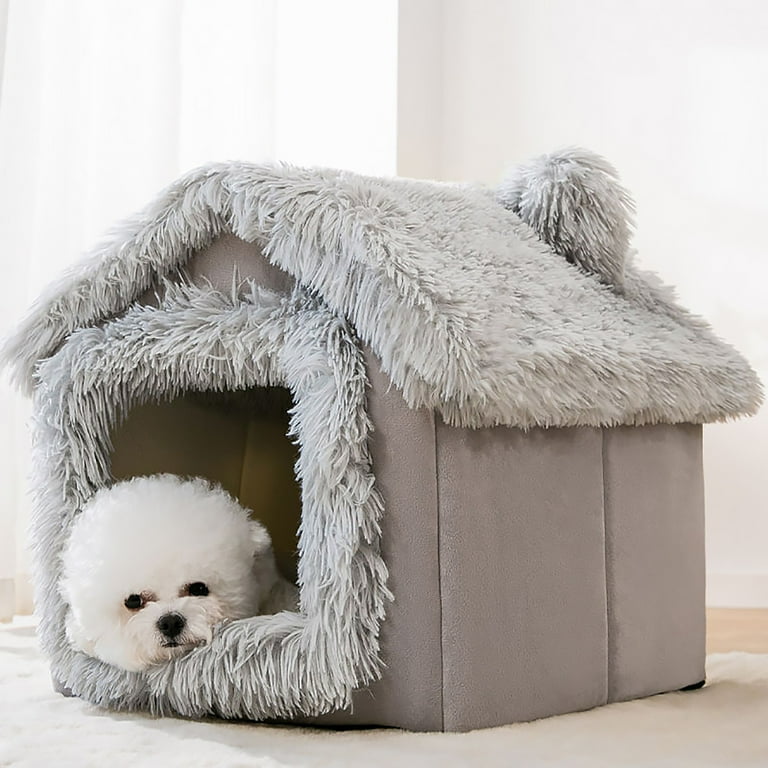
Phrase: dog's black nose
[{"left": 156, "top": 612, "right": 186, "bottom": 639}]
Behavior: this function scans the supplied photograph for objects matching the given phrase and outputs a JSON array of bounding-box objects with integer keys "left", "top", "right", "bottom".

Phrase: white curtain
[{"left": 0, "top": 0, "right": 398, "bottom": 620}]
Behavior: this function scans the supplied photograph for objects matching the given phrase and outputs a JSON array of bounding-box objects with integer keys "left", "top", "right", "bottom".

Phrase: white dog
[{"left": 60, "top": 474, "right": 298, "bottom": 672}]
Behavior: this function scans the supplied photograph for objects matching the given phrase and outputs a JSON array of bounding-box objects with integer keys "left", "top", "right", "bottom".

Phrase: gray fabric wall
[
  {"left": 436, "top": 424, "right": 608, "bottom": 728},
  {"left": 306, "top": 378, "right": 705, "bottom": 731},
  {"left": 604, "top": 424, "right": 706, "bottom": 702}
]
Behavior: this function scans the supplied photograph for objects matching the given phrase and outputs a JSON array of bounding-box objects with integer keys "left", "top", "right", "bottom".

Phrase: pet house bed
[{"left": 2, "top": 150, "right": 761, "bottom": 732}]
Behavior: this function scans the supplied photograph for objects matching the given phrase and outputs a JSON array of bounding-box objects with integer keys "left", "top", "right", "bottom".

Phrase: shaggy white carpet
[{"left": 1, "top": 618, "right": 767, "bottom": 768}]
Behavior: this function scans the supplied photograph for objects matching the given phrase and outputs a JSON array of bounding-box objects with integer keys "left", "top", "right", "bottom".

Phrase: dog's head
[{"left": 60, "top": 474, "right": 276, "bottom": 672}]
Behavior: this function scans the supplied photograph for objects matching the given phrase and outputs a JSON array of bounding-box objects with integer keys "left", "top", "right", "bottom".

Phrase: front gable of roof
[{"left": 2, "top": 160, "right": 762, "bottom": 428}]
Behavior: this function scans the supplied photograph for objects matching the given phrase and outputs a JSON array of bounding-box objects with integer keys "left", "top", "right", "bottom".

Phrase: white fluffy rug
[{"left": 2, "top": 618, "right": 767, "bottom": 768}]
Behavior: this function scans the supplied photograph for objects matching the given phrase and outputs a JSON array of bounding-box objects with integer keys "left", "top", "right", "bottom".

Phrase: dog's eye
[
  {"left": 187, "top": 582, "right": 209, "bottom": 597},
  {"left": 124, "top": 594, "right": 144, "bottom": 610}
]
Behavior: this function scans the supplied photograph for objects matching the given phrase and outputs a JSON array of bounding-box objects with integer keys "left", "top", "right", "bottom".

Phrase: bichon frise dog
[{"left": 60, "top": 474, "right": 298, "bottom": 672}]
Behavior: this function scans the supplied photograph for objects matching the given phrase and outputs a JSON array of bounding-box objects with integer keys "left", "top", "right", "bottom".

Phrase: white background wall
[
  {"left": 0, "top": 0, "right": 399, "bottom": 618},
  {"left": 397, "top": 0, "right": 768, "bottom": 606}
]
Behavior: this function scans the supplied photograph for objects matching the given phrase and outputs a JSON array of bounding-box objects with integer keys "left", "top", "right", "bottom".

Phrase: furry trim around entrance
[{"left": 30, "top": 283, "right": 390, "bottom": 718}]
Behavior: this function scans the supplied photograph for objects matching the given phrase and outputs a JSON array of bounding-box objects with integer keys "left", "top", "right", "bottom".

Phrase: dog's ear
[
  {"left": 248, "top": 518, "right": 273, "bottom": 559},
  {"left": 248, "top": 518, "right": 285, "bottom": 611}
]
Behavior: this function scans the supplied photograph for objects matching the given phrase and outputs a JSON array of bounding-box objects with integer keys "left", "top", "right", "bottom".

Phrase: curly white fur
[{"left": 60, "top": 474, "right": 296, "bottom": 672}]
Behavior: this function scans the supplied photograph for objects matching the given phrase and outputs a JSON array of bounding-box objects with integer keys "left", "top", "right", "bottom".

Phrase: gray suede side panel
[
  {"left": 604, "top": 424, "right": 706, "bottom": 702},
  {"left": 436, "top": 424, "right": 608, "bottom": 731},
  {"left": 298, "top": 349, "right": 443, "bottom": 730}
]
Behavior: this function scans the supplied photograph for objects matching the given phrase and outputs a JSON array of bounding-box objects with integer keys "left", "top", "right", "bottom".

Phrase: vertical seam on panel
[
  {"left": 600, "top": 427, "right": 610, "bottom": 706},
  {"left": 696, "top": 425, "right": 707, "bottom": 675},
  {"left": 433, "top": 411, "right": 444, "bottom": 731}
]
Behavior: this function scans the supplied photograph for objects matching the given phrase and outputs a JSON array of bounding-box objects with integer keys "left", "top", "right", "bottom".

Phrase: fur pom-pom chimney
[{"left": 497, "top": 147, "right": 635, "bottom": 288}]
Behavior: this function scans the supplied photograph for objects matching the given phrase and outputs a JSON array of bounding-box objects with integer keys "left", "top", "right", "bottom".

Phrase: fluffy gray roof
[{"left": 2, "top": 156, "right": 762, "bottom": 428}]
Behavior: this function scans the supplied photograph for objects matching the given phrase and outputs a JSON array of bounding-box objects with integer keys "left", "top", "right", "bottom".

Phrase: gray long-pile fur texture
[
  {"left": 31, "top": 282, "right": 390, "bottom": 718},
  {"left": 1, "top": 150, "right": 762, "bottom": 720},
  {"left": 497, "top": 147, "right": 635, "bottom": 287},
  {"left": 2, "top": 152, "right": 762, "bottom": 428}
]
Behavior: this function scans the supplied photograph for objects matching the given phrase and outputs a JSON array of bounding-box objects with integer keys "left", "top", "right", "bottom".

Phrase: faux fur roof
[{"left": 3, "top": 158, "right": 762, "bottom": 428}]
